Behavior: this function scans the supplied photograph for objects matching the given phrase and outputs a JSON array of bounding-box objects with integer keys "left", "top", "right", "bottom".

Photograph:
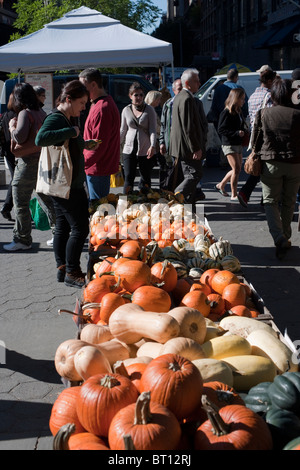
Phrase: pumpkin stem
[
  {"left": 58, "top": 309, "right": 86, "bottom": 319},
  {"left": 160, "top": 259, "right": 168, "bottom": 276},
  {"left": 123, "top": 434, "right": 136, "bottom": 450},
  {"left": 113, "top": 361, "right": 130, "bottom": 378},
  {"left": 53, "top": 423, "right": 75, "bottom": 450},
  {"left": 146, "top": 243, "right": 159, "bottom": 266},
  {"left": 134, "top": 391, "right": 152, "bottom": 425},
  {"left": 100, "top": 374, "right": 121, "bottom": 388},
  {"left": 201, "top": 395, "right": 230, "bottom": 436},
  {"left": 168, "top": 361, "right": 181, "bottom": 372}
]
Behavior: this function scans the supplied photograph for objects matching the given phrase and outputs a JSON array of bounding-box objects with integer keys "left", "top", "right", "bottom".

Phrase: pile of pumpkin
[{"left": 52, "top": 239, "right": 299, "bottom": 449}]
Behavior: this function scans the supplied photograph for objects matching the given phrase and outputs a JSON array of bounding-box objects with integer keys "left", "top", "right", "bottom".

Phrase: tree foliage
[{"left": 10, "top": 0, "right": 162, "bottom": 40}]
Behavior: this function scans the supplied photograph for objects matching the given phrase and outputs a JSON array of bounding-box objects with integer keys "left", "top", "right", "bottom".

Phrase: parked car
[
  {"left": 196, "top": 70, "right": 293, "bottom": 116},
  {"left": 0, "top": 73, "right": 156, "bottom": 115}
]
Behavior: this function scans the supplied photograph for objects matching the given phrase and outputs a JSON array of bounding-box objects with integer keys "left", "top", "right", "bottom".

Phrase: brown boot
[{"left": 64, "top": 269, "right": 86, "bottom": 288}]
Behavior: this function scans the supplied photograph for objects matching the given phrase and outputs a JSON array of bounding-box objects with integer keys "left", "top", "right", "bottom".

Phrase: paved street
[{"left": 0, "top": 160, "right": 299, "bottom": 450}]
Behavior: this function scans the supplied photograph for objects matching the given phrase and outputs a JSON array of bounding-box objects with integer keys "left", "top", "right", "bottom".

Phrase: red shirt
[{"left": 83, "top": 95, "right": 120, "bottom": 176}]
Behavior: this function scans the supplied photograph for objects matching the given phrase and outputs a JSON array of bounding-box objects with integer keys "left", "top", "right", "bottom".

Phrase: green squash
[
  {"left": 268, "top": 372, "right": 300, "bottom": 414},
  {"left": 244, "top": 381, "right": 273, "bottom": 414},
  {"left": 283, "top": 436, "right": 300, "bottom": 450},
  {"left": 266, "top": 406, "right": 300, "bottom": 449}
]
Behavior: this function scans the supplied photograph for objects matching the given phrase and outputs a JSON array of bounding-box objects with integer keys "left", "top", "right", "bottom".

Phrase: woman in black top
[{"left": 216, "top": 88, "right": 247, "bottom": 200}]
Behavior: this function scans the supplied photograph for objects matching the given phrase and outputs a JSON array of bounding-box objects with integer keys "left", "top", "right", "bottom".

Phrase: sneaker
[
  {"left": 57, "top": 265, "right": 66, "bottom": 283},
  {"left": 47, "top": 237, "right": 54, "bottom": 247},
  {"left": 237, "top": 192, "right": 248, "bottom": 208},
  {"left": 3, "top": 241, "right": 32, "bottom": 251},
  {"left": 64, "top": 269, "right": 86, "bottom": 289}
]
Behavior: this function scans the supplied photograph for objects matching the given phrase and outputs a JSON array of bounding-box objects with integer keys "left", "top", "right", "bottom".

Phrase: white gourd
[{"left": 209, "top": 236, "right": 233, "bottom": 261}]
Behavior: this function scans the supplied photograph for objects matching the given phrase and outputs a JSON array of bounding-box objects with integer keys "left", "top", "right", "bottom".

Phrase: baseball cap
[{"left": 256, "top": 65, "right": 273, "bottom": 73}]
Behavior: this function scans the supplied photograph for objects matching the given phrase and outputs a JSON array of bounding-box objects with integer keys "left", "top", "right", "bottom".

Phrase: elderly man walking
[{"left": 169, "top": 68, "right": 206, "bottom": 209}]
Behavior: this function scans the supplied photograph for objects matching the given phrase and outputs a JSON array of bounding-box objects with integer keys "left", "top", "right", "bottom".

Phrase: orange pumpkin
[
  {"left": 131, "top": 285, "right": 172, "bottom": 312},
  {"left": 114, "top": 259, "right": 152, "bottom": 293},
  {"left": 94, "top": 257, "right": 116, "bottom": 277},
  {"left": 190, "top": 282, "right": 211, "bottom": 296},
  {"left": 83, "top": 274, "right": 119, "bottom": 304},
  {"left": 108, "top": 391, "right": 181, "bottom": 450},
  {"left": 53, "top": 424, "right": 110, "bottom": 450},
  {"left": 76, "top": 373, "right": 139, "bottom": 437},
  {"left": 222, "top": 283, "right": 247, "bottom": 310},
  {"left": 118, "top": 240, "right": 147, "bottom": 261},
  {"left": 211, "top": 270, "right": 240, "bottom": 295},
  {"left": 100, "top": 292, "right": 126, "bottom": 323},
  {"left": 49, "top": 387, "right": 85, "bottom": 437},
  {"left": 140, "top": 353, "right": 203, "bottom": 421},
  {"left": 229, "top": 305, "right": 252, "bottom": 317},
  {"left": 200, "top": 269, "right": 220, "bottom": 290},
  {"left": 180, "top": 290, "right": 211, "bottom": 317},
  {"left": 207, "top": 293, "right": 226, "bottom": 316},
  {"left": 81, "top": 305, "right": 101, "bottom": 324},
  {"left": 194, "top": 400, "right": 273, "bottom": 450},
  {"left": 150, "top": 260, "right": 178, "bottom": 292}
]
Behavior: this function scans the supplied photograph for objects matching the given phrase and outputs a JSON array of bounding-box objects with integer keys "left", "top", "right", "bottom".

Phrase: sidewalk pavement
[{"left": 0, "top": 161, "right": 299, "bottom": 450}]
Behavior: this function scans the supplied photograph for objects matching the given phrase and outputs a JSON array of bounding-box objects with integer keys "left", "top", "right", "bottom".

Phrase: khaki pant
[{"left": 261, "top": 160, "right": 300, "bottom": 244}]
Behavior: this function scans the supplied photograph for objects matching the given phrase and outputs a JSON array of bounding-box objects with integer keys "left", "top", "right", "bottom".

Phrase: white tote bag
[{"left": 36, "top": 141, "right": 72, "bottom": 199}]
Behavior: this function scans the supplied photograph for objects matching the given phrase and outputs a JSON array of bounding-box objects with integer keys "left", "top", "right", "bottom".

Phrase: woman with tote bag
[{"left": 35, "top": 80, "right": 98, "bottom": 288}]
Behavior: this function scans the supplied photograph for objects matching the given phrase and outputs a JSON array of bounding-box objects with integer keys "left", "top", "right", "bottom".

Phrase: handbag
[
  {"left": 244, "top": 109, "right": 264, "bottom": 177},
  {"left": 110, "top": 165, "right": 124, "bottom": 188},
  {"left": 10, "top": 110, "right": 42, "bottom": 158},
  {"left": 244, "top": 152, "right": 262, "bottom": 177},
  {"left": 29, "top": 197, "right": 51, "bottom": 231},
  {"left": 36, "top": 140, "right": 73, "bottom": 199}
]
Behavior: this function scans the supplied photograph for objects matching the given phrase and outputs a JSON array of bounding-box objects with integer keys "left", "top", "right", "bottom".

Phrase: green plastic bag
[{"left": 29, "top": 197, "right": 51, "bottom": 231}]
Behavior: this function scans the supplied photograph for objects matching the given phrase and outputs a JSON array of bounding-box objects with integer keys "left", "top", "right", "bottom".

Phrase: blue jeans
[
  {"left": 11, "top": 156, "right": 39, "bottom": 246},
  {"left": 86, "top": 174, "right": 110, "bottom": 201},
  {"left": 51, "top": 188, "right": 89, "bottom": 272}
]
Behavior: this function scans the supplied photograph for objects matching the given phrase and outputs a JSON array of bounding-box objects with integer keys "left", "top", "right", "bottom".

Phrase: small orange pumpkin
[
  {"left": 211, "top": 270, "right": 240, "bottom": 295},
  {"left": 131, "top": 285, "right": 172, "bottom": 312},
  {"left": 222, "top": 283, "right": 247, "bottom": 310},
  {"left": 180, "top": 290, "right": 211, "bottom": 317}
]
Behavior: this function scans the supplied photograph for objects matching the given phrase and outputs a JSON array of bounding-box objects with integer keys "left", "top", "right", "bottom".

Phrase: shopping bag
[
  {"left": 110, "top": 165, "right": 124, "bottom": 188},
  {"left": 36, "top": 141, "right": 72, "bottom": 199},
  {"left": 29, "top": 197, "right": 51, "bottom": 231}
]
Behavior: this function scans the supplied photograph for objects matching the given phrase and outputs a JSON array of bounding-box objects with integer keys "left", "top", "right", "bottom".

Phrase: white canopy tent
[{"left": 0, "top": 6, "right": 173, "bottom": 74}]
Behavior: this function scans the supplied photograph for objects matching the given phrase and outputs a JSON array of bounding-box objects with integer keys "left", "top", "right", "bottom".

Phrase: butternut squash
[
  {"left": 247, "top": 329, "right": 298, "bottom": 374},
  {"left": 80, "top": 323, "right": 113, "bottom": 344},
  {"left": 160, "top": 337, "right": 206, "bottom": 361},
  {"left": 108, "top": 303, "right": 180, "bottom": 344},
  {"left": 54, "top": 339, "right": 89, "bottom": 382},
  {"left": 137, "top": 341, "right": 163, "bottom": 359},
  {"left": 73, "top": 345, "right": 112, "bottom": 380},
  {"left": 201, "top": 334, "right": 252, "bottom": 360},
  {"left": 167, "top": 306, "right": 207, "bottom": 344},
  {"left": 192, "top": 358, "right": 234, "bottom": 387},
  {"left": 222, "top": 355, "right": 277, "bottom": 391},
  {"left": 219, "top": 315, "right": 278, "bottom": 339},
  {"left": 122, "top": 356, "right": 153, "bottom": 367},
  {"left": 96, "top": 338, "right": 131, "bottom": 366}
]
